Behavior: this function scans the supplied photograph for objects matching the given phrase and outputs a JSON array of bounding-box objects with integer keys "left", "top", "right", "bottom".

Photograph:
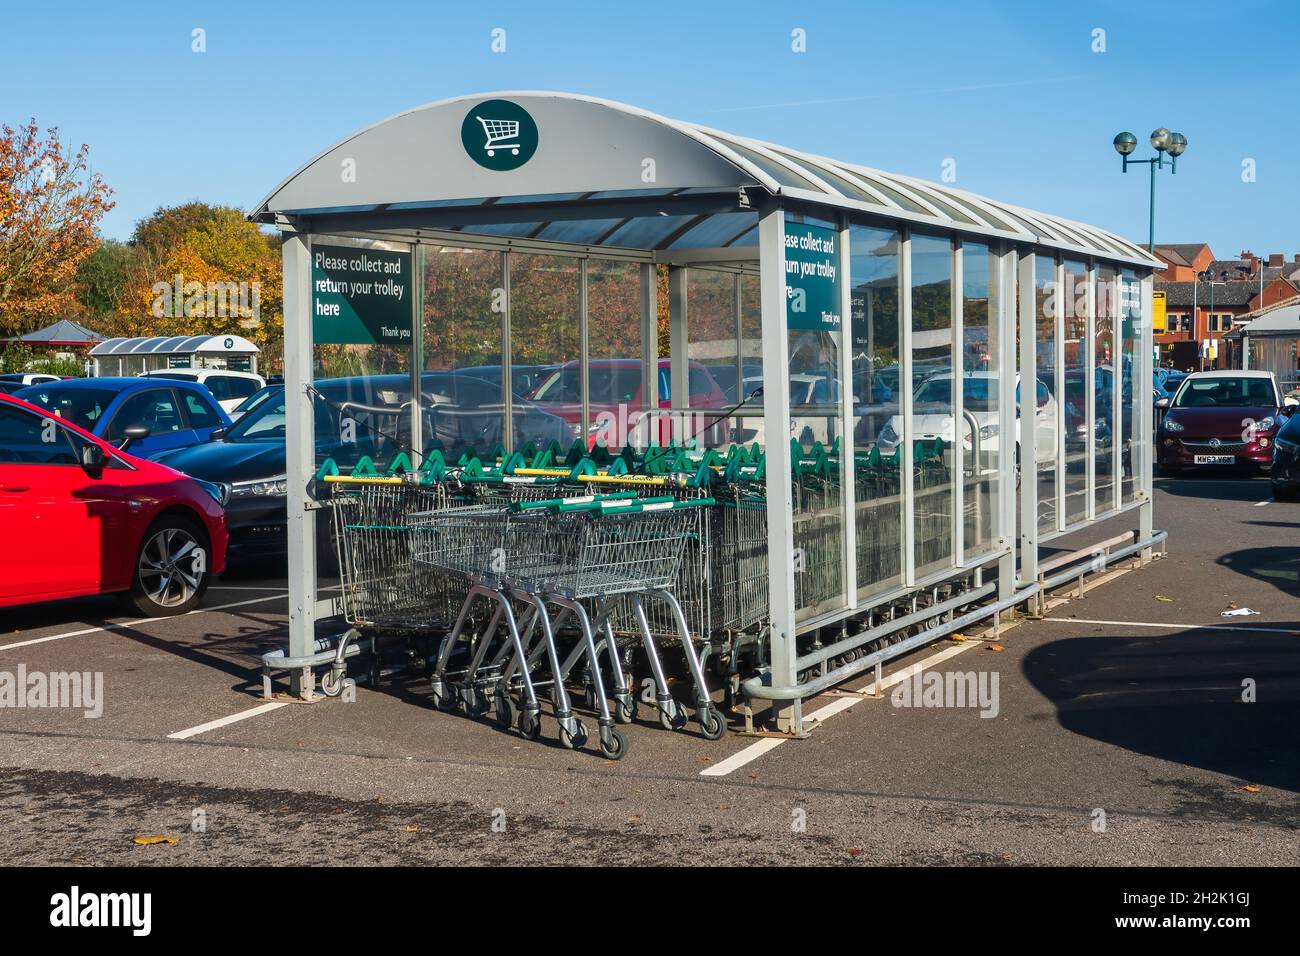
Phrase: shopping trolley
[{"left": 475, "top": 115, "right": 520, "bottom": 156}]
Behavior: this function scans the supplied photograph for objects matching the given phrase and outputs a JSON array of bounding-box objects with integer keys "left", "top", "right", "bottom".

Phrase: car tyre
[{"left": 124, "top": 514, "right": 211, "bottom": 617}]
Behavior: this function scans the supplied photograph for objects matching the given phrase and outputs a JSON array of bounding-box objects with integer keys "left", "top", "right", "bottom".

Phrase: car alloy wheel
[{"left": 137, "top": 526, "right": 204, "bottom": 609}]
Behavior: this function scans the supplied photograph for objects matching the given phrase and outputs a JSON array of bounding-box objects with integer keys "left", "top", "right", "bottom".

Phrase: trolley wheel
[
  {"left": 517, "top": 710, "right": 542, "bottom": 740},
  {"left": 431, "top": 683, "right": 456, "bottom": 712},
  {"left": 658, "top": 701, "right": 687, "bottom": 731},
  {"left": 494, "top": 693, "right": 517, "bottom": 729},
  {"left": 582, "top": 684, "right": 600, "bottom": 712},
  {"left": 599, "top": 728, "right": 628, "bottom": 761},
  {"left": 615, "top": 697, "right": 637, "bottom": 724},
  {"left": 321, "top": 668, "right": 348, "bottom": 698},
  {"left": 560, "top": 719, "right": 588, "bottom": 750},
  {"left": 466, "top": 687, "right": 490, "bottom": 717},
  {"left": 697, "top": 705, "right": 726, "bottom": 741}
]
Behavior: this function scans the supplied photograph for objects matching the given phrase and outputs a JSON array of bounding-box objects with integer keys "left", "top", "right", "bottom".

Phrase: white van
[{"left": 139, "top": 369, "right": 266, "bottom": 414}]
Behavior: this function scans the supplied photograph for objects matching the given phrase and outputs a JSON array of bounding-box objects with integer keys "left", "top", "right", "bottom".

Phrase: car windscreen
[
  {"left": 12, "top": 386, "right": 119, "bottom": 432},
  {"left": 148, "top": 372, "right": 200, "bottom": 381},
  {"left": 226, "top": 391, "right": 290, "bottom": 440},
  {"left": 1173, "top": 377, "right": 1276, "bottom": 408}
]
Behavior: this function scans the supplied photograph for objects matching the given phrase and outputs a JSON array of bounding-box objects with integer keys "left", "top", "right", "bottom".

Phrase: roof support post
[
  {"left": 1017, "top": 249, "right": 1039, "bottom": 589},
  {"left": 668, "top": 265, "right": 688, "bottom": 440},
  {"left": 758, "top": 204, "right": 801, "bottom": 733},
  {"left": 640, "top": 262, "right": 658, "bottom": 448},
  {"left": 996, "top": 243, "right": 1018, "bottom": 602},
  {"left": 900, "top": 230, "right": 916, "bottom": 587},
  {"left": 1054, "top": 257, "right": 1066, "bottom": 532},
  {"left": 283, "top": 231, "right": 317, "bottom": 688},
  {"left": 1085, "top": 261, "right": 1097, "bottom": 521},
  {"left": 409, "top": 243, "right": 424, "bottom": 462},
  {"left": 1139, "top": 273, "right": 1155, "bottom": 561}
]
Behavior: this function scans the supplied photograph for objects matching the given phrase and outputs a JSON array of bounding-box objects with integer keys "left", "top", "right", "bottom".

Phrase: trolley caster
[
  {"left": 465, "top": 687, "right": 490, "bottom": 717},
  {"left": 614, "top": 696, "right": 637, "bottom": 724},
  {"left": 431, "top": 681, "right": 456, "bottom": 712},
  {"left": 494, "top": 692, "right": 517, "bottom": 730},
  {"left": 657, "top": 698, "right": 687, "bottom": 731},
  {"left": 320, "top": 667, "right": 349, "bottom": 698},
  {"left": 517, "top": 710, "right": 542, "bottom": 741},
  {"left": 697, "top": 705, "right": 726, "bottom": 741},
  {"left": 582, "top": 684, "right": 601, "bottom": 712},
  {"left": 599, "top": 727, "right": 628, "bottom": 760},
  {"left": 559, "top": 718, "right": 589, "bottom": 750}
]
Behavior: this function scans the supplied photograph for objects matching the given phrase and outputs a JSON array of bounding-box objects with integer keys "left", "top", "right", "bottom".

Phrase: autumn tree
[
  {"left": 113, "top": 203, "right": 284, "bottom": 368},
  {"left": 0, "top": 120, "right": 114, "bottom": 336}
]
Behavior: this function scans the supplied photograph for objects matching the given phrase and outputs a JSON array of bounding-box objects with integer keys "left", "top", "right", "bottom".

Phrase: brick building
[{"left": 1154, "top": 245, "right": 1300, "bottom": 370}]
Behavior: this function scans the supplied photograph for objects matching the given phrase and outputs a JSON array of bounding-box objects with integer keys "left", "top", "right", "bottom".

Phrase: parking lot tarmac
[{"left": 2, "top": 477, "right": 1297, "bottom": 865}]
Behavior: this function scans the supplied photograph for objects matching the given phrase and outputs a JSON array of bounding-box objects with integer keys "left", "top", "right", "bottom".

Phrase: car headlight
[
  {"left": 230, "top": 475, "right": 289, "bottom": 498},
  {"left": 878, "top": 421, "right": 898, "bottom": 444},
  {"left": 978, "top": 424, "right": 998, "bottom": 440},
  {"left": 193, "top": 478, "right": 231, "bottom": 507},
  {"left": 1255, "top": 416, "right": 1276, "bottom": 433},
  {"left": 1163, "top": 418, "right": 1184, "bottom": 433}
]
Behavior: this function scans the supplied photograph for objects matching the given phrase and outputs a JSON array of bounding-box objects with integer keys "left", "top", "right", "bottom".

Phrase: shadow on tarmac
[{"left": 1023, "top": 628, "right": 1300, "bottom": 796}]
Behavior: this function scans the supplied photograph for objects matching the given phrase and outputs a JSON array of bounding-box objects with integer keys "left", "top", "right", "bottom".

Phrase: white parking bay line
[
  {"left": 0, "top": 594, "right": 288, "bottom": 652},
  {"left": 700, "top": 639, "right": 984, "bottom": 778},
  {"left": 1042, "top": 617, "right": 1297, "bottom": 635},
  {"left": 167, "top": 701, "right": 289, "bottom": 740}
]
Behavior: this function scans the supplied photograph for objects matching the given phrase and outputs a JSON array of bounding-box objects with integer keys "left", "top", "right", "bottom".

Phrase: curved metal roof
[
  {"left": 253, "top": 91, "right": 1159, "bottom": 269},
  {"left": 89, "top": 334, "right": 260, "bottom": 357}
]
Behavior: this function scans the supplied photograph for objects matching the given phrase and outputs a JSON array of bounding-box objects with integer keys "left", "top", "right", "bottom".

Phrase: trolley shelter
[
  {"left": 90, "top": 334, "right": 261, "bottom": 376},
  {"left": 254, "top": 92, "right": 1161, "bottom": 735}
]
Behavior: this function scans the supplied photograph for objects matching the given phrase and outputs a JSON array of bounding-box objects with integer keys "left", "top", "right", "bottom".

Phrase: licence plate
[{"left": 1194, "top": 454, "right": 1235, "bottom": 465}]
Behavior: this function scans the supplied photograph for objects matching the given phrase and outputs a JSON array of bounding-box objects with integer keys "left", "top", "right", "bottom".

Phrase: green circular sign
[{"left": 460, "top": 99, "right": 538, "bottom": 171}]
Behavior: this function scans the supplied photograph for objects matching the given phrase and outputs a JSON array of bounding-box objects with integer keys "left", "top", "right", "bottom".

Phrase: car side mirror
[
  {"left": 80, "top": 443, "right": 107, "bottom": 476},
  {"left": 1155, "top": 397, "right": 1170, "bottom": 409},
  {"left": 119, "top": 424, "right": 151, "bottom": 451},
  {"left": 210, "top": 427, "right": 227, "bottom": 440}
]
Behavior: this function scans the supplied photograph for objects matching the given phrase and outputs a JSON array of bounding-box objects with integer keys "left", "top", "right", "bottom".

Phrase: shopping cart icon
[{"left": 475, "top": 116, "right": 520, "bottom": 157}]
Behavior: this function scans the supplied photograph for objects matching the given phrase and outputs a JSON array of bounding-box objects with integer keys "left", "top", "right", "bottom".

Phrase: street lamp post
[{"left": 1112, "top": 128, "right": 1187, "bottom": 253}]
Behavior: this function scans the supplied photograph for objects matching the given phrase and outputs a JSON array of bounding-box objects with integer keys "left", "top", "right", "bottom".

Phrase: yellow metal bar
[{"left": 321, "top": 474, "right": 406, "bottom": 485}]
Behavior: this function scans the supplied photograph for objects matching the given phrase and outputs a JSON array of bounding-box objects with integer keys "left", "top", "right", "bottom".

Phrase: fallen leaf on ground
[
  {"left": 132, "top": 836, "right": 179, "bottom": 846},
  {"left": 950, "top": 633, "right": 967, "bottom": 642},
  {"left": 988, "top": 644, "right": 1005, "bottom": 652},
  {"left": 1155, "top": 595, "right": 1174, "bottom": 603},
  {"left": 1236, "top": 785, "right": 1261, "bottom": 794},
  {"left": 846, "top": 847, "right": 862, "bottom": 857},
  {"left": 402, "top": 825, "right": 419, "bottom": 832}
]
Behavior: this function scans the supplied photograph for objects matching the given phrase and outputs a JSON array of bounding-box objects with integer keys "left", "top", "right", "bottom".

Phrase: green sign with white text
[
  {"left": 784, "top": 222, "right": 842, "bottom": 332},
  {"left": 312, "top": 244, "right": 412, "bottom": 346}
]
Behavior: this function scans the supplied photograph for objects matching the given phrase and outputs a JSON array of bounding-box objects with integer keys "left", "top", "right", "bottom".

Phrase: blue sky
[{"left": 4, "top": 0, "right": 1297, "bottom": 258}]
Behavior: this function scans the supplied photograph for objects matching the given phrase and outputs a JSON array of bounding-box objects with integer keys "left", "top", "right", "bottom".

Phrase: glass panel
[
  {"left": 710, "top": 136, "right": 822, "bottom": 191},
  {"left": 602, "top": 215, "right": 697, "bottom": 249},
  {"left": 1095, "top": 264, "right": 1118, "bottom": 511},
  {"left": 769, "top": 151, "right": 886, "bottom": 205},
  {"left": 1062, "top": 259, "right": 1089, "bottom": 525},
  {"left": 1034, "top": 254, "right": 1058, "bottom": 533},
  {"left": 534, "top": 218, "right": 625, "bottom": 245},
  {"left": 850, "top": 224, "right": 902, "bottom": 599},
  {"left": 961, "top": 242, "right": 999, "bottom": 558},
  {"left": 911, "top": 233, "right": 955, "bottom": 576},
  {"left": 586, "top": 260, "right": 650, "bottom": 451},
  {"left": 509, "top": 253, "right": 581, "bottom": 453},
  {"left": 1121, "top": 269, "right": 1142, "bottom": 503},
  {"left": 667, "top": 213, "right": 760, "bottom": 250},
  {"left": 421, "top": 246, "right": 508, "bottom": 460},
  {"left": 686, "top": 267, "right": 737, "bottom": 415}
]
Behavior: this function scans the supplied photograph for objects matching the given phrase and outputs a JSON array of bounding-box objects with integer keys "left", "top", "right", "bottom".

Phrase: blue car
[{"left": 13, "top": 377, "right": 231, "bottom": 460}]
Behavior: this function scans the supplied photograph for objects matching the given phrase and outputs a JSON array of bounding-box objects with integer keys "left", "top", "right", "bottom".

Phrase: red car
[
  {"left": 526, "top": 358, "right": 730, "bottom": 448},
  {"left": 0, "top": 393, "right": 228, "bottom": 615},
  {"left": 1157, "top": 371, "right": 1283, "bottom": 476}
]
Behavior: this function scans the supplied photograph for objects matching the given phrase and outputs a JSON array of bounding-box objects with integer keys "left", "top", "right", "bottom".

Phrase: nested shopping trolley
[{"left": 414, "top": 494, "right": 720, "bottom": 759}]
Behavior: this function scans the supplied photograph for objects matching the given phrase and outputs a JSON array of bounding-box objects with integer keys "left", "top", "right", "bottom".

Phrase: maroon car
[{"left": 1157, "top": 371, "right": 1283, "bottom": 476}]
